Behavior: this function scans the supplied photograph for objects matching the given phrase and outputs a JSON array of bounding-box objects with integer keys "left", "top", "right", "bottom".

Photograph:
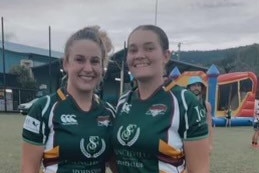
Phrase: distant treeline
[{"left": 172, "top": 43, "right": 259, "bottom": 75}]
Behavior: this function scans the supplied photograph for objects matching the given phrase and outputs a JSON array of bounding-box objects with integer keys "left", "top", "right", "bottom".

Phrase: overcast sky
[{"left": 0, "top": 0, "right": 258, "bottom": 52}]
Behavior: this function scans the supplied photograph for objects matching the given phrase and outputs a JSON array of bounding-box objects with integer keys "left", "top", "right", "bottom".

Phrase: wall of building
[{"left": 0, "top": 49, "right": 58, "bottom": 73}]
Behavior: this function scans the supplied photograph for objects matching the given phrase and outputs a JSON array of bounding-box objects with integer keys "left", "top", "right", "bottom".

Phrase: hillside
[{"left": 172, "top": 43, "right": 259, "bottom": 75}]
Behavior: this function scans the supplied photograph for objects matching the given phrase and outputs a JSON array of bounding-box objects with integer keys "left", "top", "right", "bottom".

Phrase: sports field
[{"left": 0, "top": 113, "right": 258, "bottom": 173}]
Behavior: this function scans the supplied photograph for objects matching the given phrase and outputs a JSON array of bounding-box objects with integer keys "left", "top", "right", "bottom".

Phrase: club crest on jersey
[
  {"left": 146, "top": 104, "right": 167, "bottom": 117},
  {"left": 117, "top": 124, "right": 140, "bottom": 146},
  {"left": 97, "top": 116, "right": 111, "bottom": 127},
  {"left": 121, "top": 102, "right": 132, "bottom": 114},
  {"left": 80, "top": 136, "right": 106, "bottom": 158},
  {"left": 60, "top": 114, "right": 78, "bottom": 125}
]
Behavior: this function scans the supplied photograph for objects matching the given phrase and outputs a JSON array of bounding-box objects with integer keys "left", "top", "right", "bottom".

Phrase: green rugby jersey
[
  {"left": 22, "top": 88, "right": 115, "bottom": 173},
  {"left": 112, "top": 84, "right": 208, "bottom": 173}
]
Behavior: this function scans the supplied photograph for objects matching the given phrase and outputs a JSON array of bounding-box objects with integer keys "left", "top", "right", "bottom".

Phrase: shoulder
[
  {"left": 171, "top": 86, "right": 197, "bottom": 104},
  {"left": 29, "top": 91, "right": 61, "bottom": 116},
  {"left": 93, "top": 94, "right": 116, "bottom": 118},
  {"left": 170, "top": 85, "right": 185, "bottom": 93},
  {"left": 116, "top": 90, "right": 132, "bottom": 108},
  {"left": 29, "top": 95, "right": 51, "bottom": 114},
  {"left": 163, "top": 84, "right": 198, "bottom": 110},
  {"left": 118, "top": 90, "right": 132, "bottom": 103},
  {"left": 102, "top": 101, "right": 116, "bottom": 118}
]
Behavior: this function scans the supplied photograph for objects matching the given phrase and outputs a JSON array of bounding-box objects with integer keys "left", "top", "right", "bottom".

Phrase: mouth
[
  {"left": 193, "top": 90, "right": 201, "bottom": 95},
  {"left": 78, "top": 75, "right": 95, "bottom": 81},
  {"left": 133, "top": 60, "right": 151, "bottom": 68},
  {"left": 134, "top": 63, "right": 149, "bottom": 68}
]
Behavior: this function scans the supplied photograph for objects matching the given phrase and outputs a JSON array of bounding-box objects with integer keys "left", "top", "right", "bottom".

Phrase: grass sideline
[{"left": 0, "top": 113, "right": 259, "bottom": 173}]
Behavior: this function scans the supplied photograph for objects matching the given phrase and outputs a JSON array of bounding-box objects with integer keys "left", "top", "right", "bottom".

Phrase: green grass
[
  {"left": 0, "top": 113, "right": 24, "bottom": 173},
  {"left": 211, "top": 127, "right": 259, "bottom": 173},
  {"left": 0, "top": 113, "right": 259, "bottom": 173}
]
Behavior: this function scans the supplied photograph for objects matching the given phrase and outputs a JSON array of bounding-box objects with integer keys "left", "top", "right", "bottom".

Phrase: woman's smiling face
[
  {"left": 63, "top": 39, "right": 103, "bottom": 93},
  {"left": 127, "top": 29, "right": 169, "bottom": 81}
]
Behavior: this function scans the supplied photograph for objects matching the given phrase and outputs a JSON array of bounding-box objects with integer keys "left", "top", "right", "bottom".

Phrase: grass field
[{"left": 0, "top": 113, "right": 259, "bottom": 173}]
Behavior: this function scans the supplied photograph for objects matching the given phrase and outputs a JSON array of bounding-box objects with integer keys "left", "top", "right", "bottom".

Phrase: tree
[
  {"left": 215, "top": 52, "right": 237, "bottom": 73},
  {"left": 237, "top": 44, "right": 259, "bottom": 75},
  {"left": 9, "top": 65, "right": 37, "bottom": 89},
  {"left": 213, "top": 44, "right": 259, "bottom": 75}
]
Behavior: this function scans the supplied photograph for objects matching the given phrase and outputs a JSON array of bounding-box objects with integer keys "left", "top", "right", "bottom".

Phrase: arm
[
  {"left": 21, "top": 97, "right": 48, "bottom": 173},
  {"left": 21, "top": 142, "right": 44, "bottom": 173},
  {"left": 184, "top": 138, "right": 210, "bottom": 173},
  {"left": 106, "top": 154, "right": 118, "bottom": 173},
  {"left": 205, "top": 101, "right": 213, "bottom": 153},
  {"left": 181, "top": 90, "right": 210, "bottom": 173}
]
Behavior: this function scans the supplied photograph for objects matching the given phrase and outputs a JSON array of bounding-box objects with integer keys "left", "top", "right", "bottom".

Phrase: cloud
[
  {"left": 0, "top": 0, "right": 258, "bottom": 51},
  {"left": 193, "top": 0, "right": 244, "bottom": 9}
]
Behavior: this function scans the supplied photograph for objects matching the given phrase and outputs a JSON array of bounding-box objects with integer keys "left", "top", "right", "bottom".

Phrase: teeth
[
  {"left": 134, "top": 63, "right": 149, "bottom": 67},
  {"left": 80, "top": 76, "right": 93, "bottom": 80}
]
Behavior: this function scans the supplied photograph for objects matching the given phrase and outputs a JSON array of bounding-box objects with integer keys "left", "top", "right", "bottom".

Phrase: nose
[
  {"left": 82, "top": 61, "right": 93, "bottom": 72},
  {"left": 135, "top": 49, "right": 145, "bottom": 58}
]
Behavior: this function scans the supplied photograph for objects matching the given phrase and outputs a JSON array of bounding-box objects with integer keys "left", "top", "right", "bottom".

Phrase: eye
[
  {"left": 90, "top": 56, "right": 101, "bottom": 65},
  {"left": 128, "top": 47, "right": 137, "bottom": 54},
  {"left": 75, "top": 55, "right": 85, "bottom": 64},
  {"left": 144, "top": 45, "right": 155, "bottom": 52}
]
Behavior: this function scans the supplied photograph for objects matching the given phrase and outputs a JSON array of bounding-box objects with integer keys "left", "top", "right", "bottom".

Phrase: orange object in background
[{"left": 217, "top": 72, "right": 257, "bottom": 118}]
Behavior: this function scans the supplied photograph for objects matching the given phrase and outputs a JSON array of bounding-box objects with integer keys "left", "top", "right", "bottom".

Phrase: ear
[
  {"left": 62, "top": 57, "right": 68, "bottom": 73},
  {"left": 163, "top": 50, "right": 171, "bottom": 64}
]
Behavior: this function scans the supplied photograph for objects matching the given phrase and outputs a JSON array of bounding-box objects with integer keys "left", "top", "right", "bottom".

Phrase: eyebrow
[
  {"left": 143, "top": 42, "right": 154, "bottom": 46},
  {"left": 128, "top": 41, "right": 154, "bottom": 47},
  {"left": 74, "top": 54, "right": 85, "bottom": 58},
  {"left": 74, "top": 53, "right": 99, "bottom": 57}
]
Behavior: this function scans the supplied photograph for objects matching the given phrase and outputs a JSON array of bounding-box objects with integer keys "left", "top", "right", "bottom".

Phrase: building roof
[
  {"left": 105, "top": 49, "right": 208, "bottom": 83},
  {"left": 0, "top": 41, "right": 63, "bottom": 58},
  {"left": 29, "top": 48, "right": 209, "bottom": 85},
  {"left": 166, "top": 59, "right": 208, "bottom": 73}
]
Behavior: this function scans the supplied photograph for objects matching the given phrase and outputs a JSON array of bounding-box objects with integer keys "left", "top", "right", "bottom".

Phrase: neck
[
  {"left": 137, "top": 77, "right": 164, "bottom": 100},
  {"left": 67, "top": 86, "right": 93, "bottom": 111},
  {"left": 196, "top": 94, "right": 202, "bottom": 100}
]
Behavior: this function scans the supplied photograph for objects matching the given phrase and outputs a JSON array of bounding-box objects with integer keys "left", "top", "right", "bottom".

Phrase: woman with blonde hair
[{"left": 21, "top": 26, "right": 116, "bottom": 173}]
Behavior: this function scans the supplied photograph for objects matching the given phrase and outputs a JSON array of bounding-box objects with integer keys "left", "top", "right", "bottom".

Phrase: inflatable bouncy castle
[{"left": 170, "top": 65, "right": 258, "bottom": 126}]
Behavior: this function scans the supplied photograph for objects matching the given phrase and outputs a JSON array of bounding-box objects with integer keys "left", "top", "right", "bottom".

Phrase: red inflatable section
[
  {"left": 238, "top": 93, "right": 255, "bottom": 117},
  {"left": 218, "top": 72, "right": 257, "bottom": 117}
]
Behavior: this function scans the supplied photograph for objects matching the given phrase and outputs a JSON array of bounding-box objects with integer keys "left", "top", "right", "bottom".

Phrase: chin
[
  {"left": 78, "top": 85, "right": 95, "bottom": 92},
  {"left": 134, "top": 75, "right": 153, "bottom": 81}
]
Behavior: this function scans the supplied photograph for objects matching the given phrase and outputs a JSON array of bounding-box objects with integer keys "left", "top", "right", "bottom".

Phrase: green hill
[{"left": 172, "top": 43, "right": 259, "bottom": 75}]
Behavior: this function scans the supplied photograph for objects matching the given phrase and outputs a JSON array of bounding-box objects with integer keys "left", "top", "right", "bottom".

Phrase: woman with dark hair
[{"left": 112, "top": 25, "right": 210, "bottom": 173}]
